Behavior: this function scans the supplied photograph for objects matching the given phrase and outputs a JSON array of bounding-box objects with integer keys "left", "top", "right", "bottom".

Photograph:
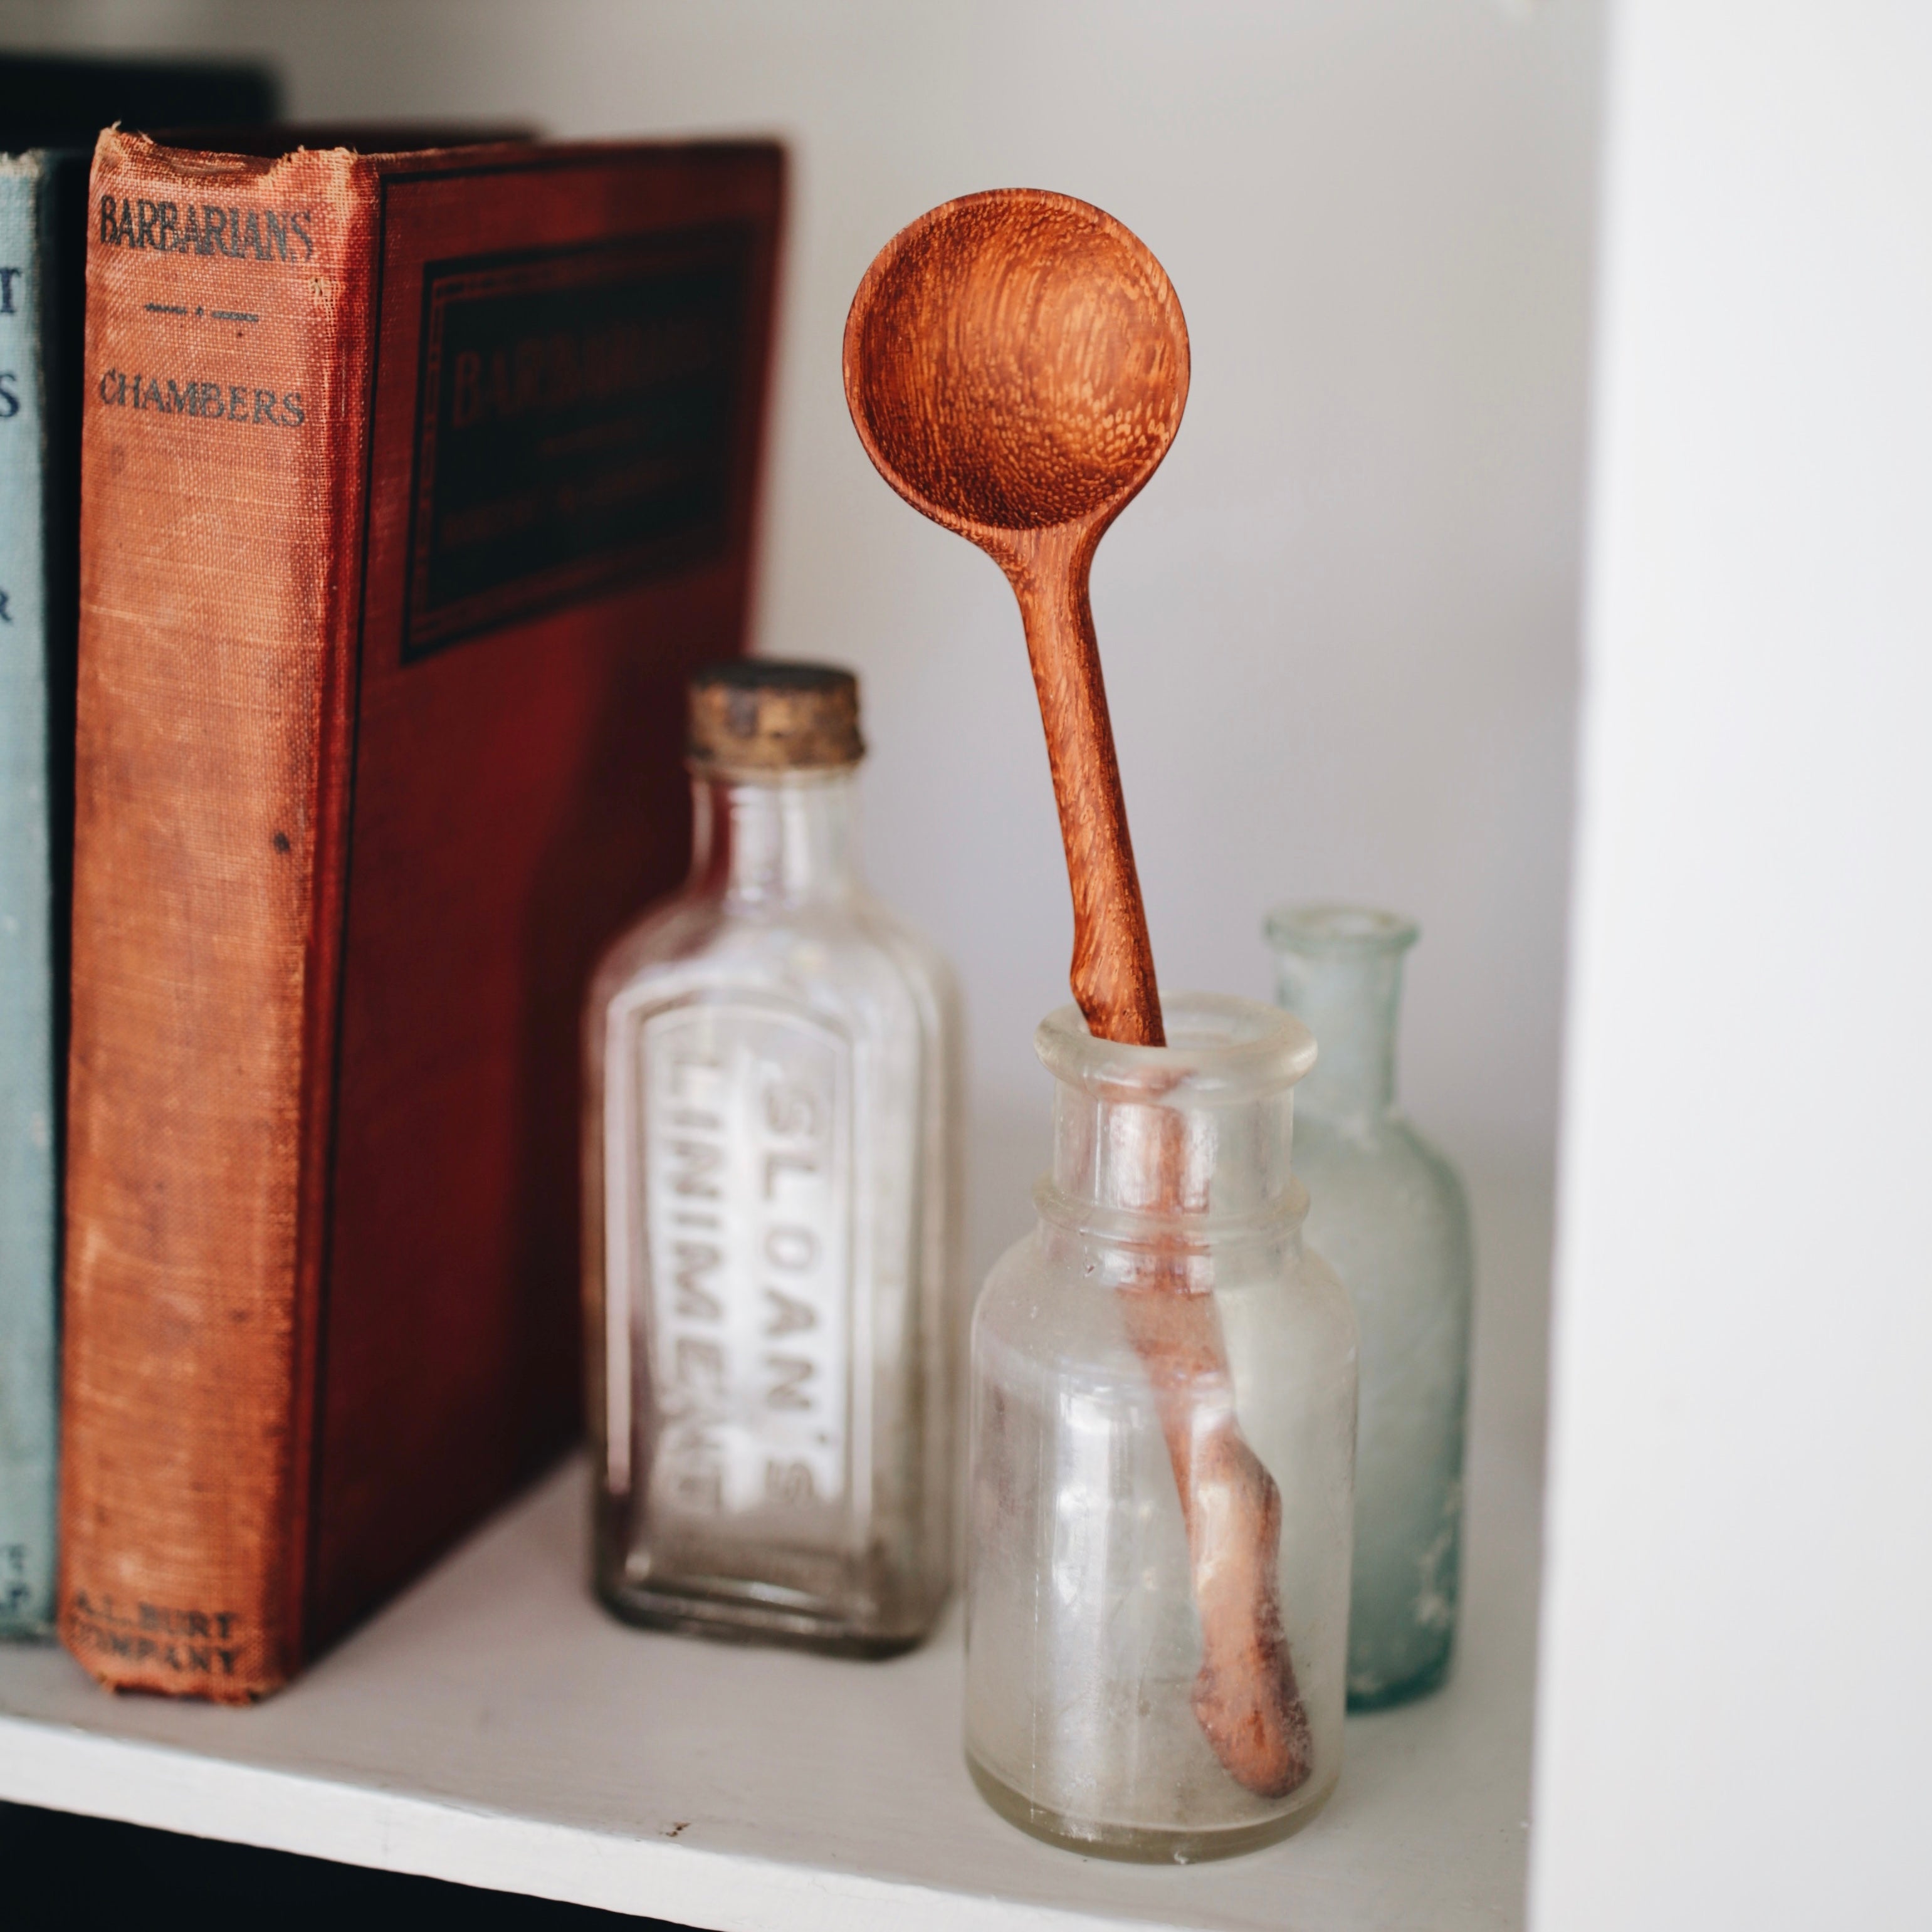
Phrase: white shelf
[{"left": 0, "top": 1165, "right": 1550, "bottom": 1931}]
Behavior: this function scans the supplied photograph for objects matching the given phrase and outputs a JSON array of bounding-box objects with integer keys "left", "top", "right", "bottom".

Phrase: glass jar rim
[
  {"left": 1036, "top": 991, "right": 1315, "bottom": 1103},
  {"left": 1263, "top": 901, "right": 1419, "bottom": 955}
]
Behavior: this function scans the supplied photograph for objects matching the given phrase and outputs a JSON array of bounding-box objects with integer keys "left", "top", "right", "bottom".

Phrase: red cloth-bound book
[{"left": 59, "top": 128, "right": 784, "bottom": 1699}]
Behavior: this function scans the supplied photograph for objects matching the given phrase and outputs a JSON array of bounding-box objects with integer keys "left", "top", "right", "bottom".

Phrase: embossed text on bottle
[{"left": 635, "top": 1002, "right": 853, "bottom": 1529}]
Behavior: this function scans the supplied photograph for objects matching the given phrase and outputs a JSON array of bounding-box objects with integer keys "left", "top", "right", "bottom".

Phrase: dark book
[
  {"left": 58, "top": 128, "right": 783, "bottom": 1698},
  {"left": 0, "top": 52, "right": 276, "bottom": 152},
  {"left": 0, "top": 56, "right": 276, "bottom": 1639}
]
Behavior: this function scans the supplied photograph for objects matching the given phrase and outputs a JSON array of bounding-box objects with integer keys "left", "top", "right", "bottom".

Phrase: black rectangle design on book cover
[{"left": 402, "top": 225, "right": 751, "bottom": 661}]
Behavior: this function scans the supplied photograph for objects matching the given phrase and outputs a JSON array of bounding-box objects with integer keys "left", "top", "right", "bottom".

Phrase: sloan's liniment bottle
[{"left": 585, "top": 661, "right": 962, "bottom": 1654}]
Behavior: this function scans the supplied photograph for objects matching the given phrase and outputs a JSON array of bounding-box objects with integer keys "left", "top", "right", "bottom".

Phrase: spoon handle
[
  {"left": 1007, "top": 525, "right": 1313, "bottom": 1800},
  {"left": 1009, "top": 525, "right": 1165, "bottom": 1048}
]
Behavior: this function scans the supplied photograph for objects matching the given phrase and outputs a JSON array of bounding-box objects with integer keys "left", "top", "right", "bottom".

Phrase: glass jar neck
[
  {"left": 1047, "top": 1084, "right": 1299, "bottom": 1231},
  {"left": 1034, "top": 994, "right": 1315, "bottom": 1243},
  {"left": 1271, "top": 948, "right": 1404, "bottom": 1126},
  {"left": 689, "top": 767, "right": 861, "bottom": 907}
]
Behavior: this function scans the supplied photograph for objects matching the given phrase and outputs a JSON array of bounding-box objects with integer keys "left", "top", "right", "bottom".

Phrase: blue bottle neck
[{"left": 1266, "top": 910, "right": 1416, "bottom": 1130}]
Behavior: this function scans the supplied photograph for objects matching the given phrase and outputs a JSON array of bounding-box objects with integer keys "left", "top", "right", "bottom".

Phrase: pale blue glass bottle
[{"left": 1264, "top": 906, "right": 1473, "bottom": 1709}]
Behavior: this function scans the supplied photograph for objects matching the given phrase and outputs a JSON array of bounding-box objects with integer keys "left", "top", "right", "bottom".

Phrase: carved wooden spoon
[{"left": 844, "top": 189, "right": 1312, "bottom": 1800}]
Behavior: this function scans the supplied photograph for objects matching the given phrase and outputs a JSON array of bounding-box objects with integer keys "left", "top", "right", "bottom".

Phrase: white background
[
  {"left": 1535, "top": 4, "right": 1932, "bottom": 1926},
  {"left": 30, "top": 8, "right": 1932, "bottom": 1924},
  {"left": 4, "top": 0, "right": 1602, "bottom": 1284},
  {"left": 26, "top": 6, "right": 1930, "bottom": 1926}
]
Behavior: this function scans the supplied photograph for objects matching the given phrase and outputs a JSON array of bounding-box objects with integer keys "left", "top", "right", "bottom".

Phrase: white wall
[
  {"left": 7, "top": 1, "right": 1598, "bottom": 1276},
  {"left": 1533, "top": 5, "right": 1932, "bottom": 1926}
]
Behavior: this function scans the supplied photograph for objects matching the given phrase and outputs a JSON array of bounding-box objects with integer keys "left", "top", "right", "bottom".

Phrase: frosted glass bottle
[
  {"left": 1264, "top": 905, "right": 1473, "bottom": 1708},
  {"left": 585, "top": 662, "right": 962, "bottom": 1654},
  {"left": 965, "top": 994, "right": 1357, "bottom": 1861}
]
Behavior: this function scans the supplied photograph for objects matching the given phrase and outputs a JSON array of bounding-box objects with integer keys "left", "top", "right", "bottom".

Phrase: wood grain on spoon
[{"left": 844, "top": 189, "right": 1313, "bottom": 1801}]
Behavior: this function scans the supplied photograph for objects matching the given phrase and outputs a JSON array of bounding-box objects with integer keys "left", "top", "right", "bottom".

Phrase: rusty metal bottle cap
[{"left": 687, "top": 659, "right": 865, "bottom": 777}]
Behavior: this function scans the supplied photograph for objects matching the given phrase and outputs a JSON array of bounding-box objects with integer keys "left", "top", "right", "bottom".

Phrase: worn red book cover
[{"left": 60, "top": 129, "right": 782, "bottom": 1698}]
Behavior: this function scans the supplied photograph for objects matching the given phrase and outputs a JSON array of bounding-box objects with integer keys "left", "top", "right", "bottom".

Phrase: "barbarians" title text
[{"left": 98, "top": 195, "right": 315, "bottom": 263}]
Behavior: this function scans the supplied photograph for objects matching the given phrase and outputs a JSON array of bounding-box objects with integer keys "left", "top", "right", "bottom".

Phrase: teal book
[{"left": 0, "top": 150, "right": 70, "bottom": 1635}]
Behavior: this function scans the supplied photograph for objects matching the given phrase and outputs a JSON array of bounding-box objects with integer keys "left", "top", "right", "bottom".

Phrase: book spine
[
  {"left": 58, "top": 133, "right": 377, "bottom": 1699},
  {"left": 0, "top": 157, "right": 59, "bottom": 1639}
]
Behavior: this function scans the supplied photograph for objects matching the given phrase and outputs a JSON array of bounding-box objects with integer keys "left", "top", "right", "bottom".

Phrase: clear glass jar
[
  {"left": 1265, "top": 905, "right": 1474, "bottom": 1709},
  {"left": 965, "top": 993, "right": 1357, "bottom": 1862},
  {"left": 584, "top": 662, "right": 961, "bottom": 1654}
]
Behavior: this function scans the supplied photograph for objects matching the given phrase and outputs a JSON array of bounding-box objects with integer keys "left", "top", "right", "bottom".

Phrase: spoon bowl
[{"left": 844, "top": 190, "right": 1189, "bottom": 542}]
